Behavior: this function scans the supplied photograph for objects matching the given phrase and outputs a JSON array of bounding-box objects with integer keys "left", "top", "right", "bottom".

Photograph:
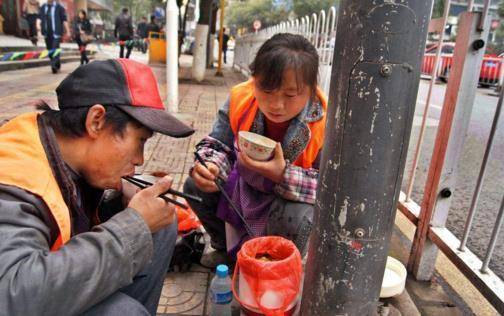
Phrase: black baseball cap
[{"left": 55, "top": 59, "right": 194, "bottom": 138}]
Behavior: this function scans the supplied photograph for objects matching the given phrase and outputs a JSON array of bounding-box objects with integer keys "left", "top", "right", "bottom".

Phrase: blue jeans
[
  {"left": 81, "top": 223, "right": 177, "bottom": 315},
  {"left": 45, "top": 36, "right": 61, "bottom": 70}
]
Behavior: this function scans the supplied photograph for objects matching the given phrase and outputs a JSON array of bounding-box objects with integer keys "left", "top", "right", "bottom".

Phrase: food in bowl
[{"left": 238, "top": 131, "right": 276, "bottom": 161}]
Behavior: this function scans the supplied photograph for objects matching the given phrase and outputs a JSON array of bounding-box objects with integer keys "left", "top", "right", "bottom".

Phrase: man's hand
[
  {"left": 191, "top": 162, "right": 220, "bottom": 193},
  {"left": 128, "top": 176, "right": 176, "bottom": 233},
  {"left": 238, "top": 142, "right": 286, "bottom": 183}
]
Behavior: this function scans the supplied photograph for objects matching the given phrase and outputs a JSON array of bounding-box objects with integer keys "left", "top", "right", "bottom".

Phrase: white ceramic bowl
[
  {"left": 380, "top": 256, "right": 407, "bottom": 298},
  {"left": 238, "top": 131, "right": 276, "bottom": 161}
]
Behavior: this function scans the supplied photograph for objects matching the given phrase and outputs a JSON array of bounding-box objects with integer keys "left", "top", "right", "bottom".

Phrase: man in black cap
[{"left": 0, "top": 59, "right": 194, "bottom": 315}]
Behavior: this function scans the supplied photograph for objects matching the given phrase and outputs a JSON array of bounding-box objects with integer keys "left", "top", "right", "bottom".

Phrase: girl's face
[
  {"left": 79, "top": 12, "right": 85, "bottom": 19},
  {"left": 254, "top": 69, "right": 312, "bottom": 123}
]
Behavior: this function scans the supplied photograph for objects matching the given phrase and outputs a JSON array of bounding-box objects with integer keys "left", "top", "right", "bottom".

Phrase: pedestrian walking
[
  {"left": 38, "top": 0, "right": 71, "bottom": 74},
  {"left": 115, "top": 8, "right": 134, "bottom": 59},
  {"left": 221, "top": 27, "right": 230, "bottom": 64},
  {"left": 22, "top": 0, "right": 40, "bottom": 46},
  {"left": 73, "top": 10, "right": 92, "bottom": 65},
  {"left": 137, "top": 16, "right": 148, "bottom": 54},
  {"left": 183, "top": 33, "right": 327, "bottom": 267},
  {"left": 0, "top": 59, "right": 194, "bottom": 315}
]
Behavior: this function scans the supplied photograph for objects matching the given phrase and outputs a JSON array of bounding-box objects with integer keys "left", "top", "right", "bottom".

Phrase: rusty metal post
[{"left": 300, "top": 1, "right": 432, "bottom": 314}]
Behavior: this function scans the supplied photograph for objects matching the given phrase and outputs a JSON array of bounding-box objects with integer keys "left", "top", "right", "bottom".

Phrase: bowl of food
[
  {"left": 380, "top": 256, "right": 407, "bottom": 298},
  {"left": 238, "top": 131, "right": 276, "bottom": 161}
]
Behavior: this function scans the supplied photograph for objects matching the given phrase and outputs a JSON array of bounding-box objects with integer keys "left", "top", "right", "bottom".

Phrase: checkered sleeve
[
  {"left": 274, "top": 162, "right": 319, "bottom": 204},
  {"left": 193, "top": 136, "right": 235, "bottom": 180}
]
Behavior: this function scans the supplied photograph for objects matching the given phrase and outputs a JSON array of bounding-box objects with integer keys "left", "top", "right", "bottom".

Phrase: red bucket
[{"left": 232, "top": 236, "right": 302, "bottom": 316}]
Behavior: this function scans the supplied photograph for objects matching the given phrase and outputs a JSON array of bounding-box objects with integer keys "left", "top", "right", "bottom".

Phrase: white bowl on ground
[
  {"left": 238, "top": 131, "right": 276, "bottom": 161},
  {"left": 380, "top": 256, "right": 407, "bottom": 298}
]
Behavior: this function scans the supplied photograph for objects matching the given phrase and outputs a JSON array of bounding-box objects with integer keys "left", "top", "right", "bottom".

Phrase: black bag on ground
[{"left": 169, "top": 230, "right": 205, "bottom": 272}]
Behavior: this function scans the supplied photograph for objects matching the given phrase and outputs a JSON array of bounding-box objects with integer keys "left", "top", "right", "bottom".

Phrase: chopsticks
[
  {"left": 124, "top": 176, "right": 202, "bottom": 204},
  {"left": 122, "top": 176, "right": 195, "bottom": 210},
  {"left": 194, "top": 152, "right": 255, "bottom": 237}
]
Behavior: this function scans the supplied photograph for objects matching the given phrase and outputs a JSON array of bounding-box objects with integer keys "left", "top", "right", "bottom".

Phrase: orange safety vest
[
  {"left": 228, "top": 80, "right": 328, "bottom": 169},
  {"left": 0, "top": 112, "right": 71, "bottom": 251}
]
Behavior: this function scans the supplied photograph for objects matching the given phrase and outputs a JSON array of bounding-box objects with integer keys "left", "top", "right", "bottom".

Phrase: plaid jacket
[{"left": 194, "top": 97, "right": 324, "bottom": 204}]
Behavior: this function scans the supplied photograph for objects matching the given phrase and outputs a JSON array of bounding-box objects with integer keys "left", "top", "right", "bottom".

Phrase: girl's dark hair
[
  {"left": 79, "top": 10, "right": 87, "bottom": 18},
  {"left": 249, "top": 33, "right": 319, "bottom": 96},
  {"left": 37, "top": 101, "right": 137, "bottom": 138}
]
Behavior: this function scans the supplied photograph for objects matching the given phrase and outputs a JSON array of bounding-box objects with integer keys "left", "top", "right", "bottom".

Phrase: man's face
[{"left": 82, "top": 122, "right": 153, "bottom": 190}]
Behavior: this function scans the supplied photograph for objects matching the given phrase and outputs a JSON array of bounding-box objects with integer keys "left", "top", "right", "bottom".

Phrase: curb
[{"left": 0, "top": 55, "right": 94, "bottom": 72}]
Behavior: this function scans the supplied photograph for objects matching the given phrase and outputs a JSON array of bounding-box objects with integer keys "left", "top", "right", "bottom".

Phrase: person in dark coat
[
  {"left": 38, "top": 0, "right": 71, "bottom": 73},
  {"left": 73, "top": 10, "right": 92, "bottom": 65},
  {"left": 137, "top": 16, "right": 148, "bottom": 54},
  {"left": 221, "top": 27, "right": 230, "bottom": 64},
  {"left": 114, "top": 8, "right": 134, "bottom": 59},
  {"left": 146, "top": 15, "right": 160, "bottom": 36}
]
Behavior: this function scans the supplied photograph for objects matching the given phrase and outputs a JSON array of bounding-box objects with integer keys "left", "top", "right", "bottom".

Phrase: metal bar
[
  {"left": 429, "top": 226, "right": 504, "bottom": 313},
  {"left": 460, "top": 84, "right": 504, "bottom": 250},
  {"left": 398, "top": 191, "right": 421, "bottom": 225},
  {"left": 467, "top": 0, "right": 475, "bottom": 11},
  {"left": 481, "top": 196, "right": 504, "bottom": 273},
  {"left": 478, "top": 0, "right": 491, "bottom": 31},
  {"left": 406, "top": 0, "right": 451, "bottom": 201},
  {"left": 300, "top": 1, "right": 432, "bottom": 314},
  {"left": 408, "top": 11, "right": 491, "bottom": 280}
]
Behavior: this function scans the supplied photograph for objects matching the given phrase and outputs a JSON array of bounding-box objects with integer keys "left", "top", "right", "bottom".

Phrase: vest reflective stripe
[
  {"left": 229, "top": 80, "right": 327, "bottom": 168},
  {"left": 0, "top": 113, "right": 71, "bottom": 250}
]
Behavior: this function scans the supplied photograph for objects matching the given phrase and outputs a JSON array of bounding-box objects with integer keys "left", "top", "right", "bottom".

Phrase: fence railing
[
  {"left": 233, "top": 6, "right": 338, "bottom": 96},
  {"left": 234, "top": 3, "right": 504, "bottom": 313}
]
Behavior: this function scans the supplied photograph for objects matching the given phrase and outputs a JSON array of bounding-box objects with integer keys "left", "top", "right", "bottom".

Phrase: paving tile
[{"left": 158, "top": 272, "right": 209, "bottom": 316}]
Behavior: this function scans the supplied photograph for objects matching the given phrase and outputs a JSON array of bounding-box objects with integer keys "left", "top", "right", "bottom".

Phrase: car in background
[{"left": 421, "top": 42, "right": 503, "bottom": 87}]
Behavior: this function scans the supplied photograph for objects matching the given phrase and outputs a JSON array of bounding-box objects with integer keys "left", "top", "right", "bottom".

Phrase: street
[{"left": 0, "top": 59, "right": 503, "bottom": 282}]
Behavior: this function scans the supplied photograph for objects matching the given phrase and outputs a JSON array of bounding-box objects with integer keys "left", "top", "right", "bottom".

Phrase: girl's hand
[
  {"left": 238, "top": 142, "right": 286, "bottom": 183},
  {"left": 191, "top": 161, "right": 220, "bottom": 193}
]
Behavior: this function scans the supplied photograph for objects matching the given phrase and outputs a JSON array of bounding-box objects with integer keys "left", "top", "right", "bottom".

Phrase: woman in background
[{"left": 73, "top": 10, "right": 92, "bottom": 65}]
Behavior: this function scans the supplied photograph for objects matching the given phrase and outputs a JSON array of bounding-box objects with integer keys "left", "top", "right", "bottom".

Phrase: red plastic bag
[
  {"left": 233, "top": 236, "right": 302, "bottom": 316},
  {"left": 176, "top": 204, "right": 201, "bottom": 233}
]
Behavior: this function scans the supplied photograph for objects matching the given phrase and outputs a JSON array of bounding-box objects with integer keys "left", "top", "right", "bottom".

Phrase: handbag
[
  {"left": 79, "top": 32, "right": 94, "bottom": 44},
  {"left": 78, "top": 25, "right": 94, "bottom": 44}
]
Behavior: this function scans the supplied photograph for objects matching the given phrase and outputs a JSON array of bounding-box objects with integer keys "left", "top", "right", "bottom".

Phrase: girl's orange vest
[
  {"left": 0, "top": 113, "right": 71, "bottom": 250},
  {"left": 228, "top": 80, "right": 327, "bottom": 169}
]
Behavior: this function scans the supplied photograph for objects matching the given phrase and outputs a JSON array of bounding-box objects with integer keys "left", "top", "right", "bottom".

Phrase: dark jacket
[
  {"left": 114, "top": 13, "right": 133, "bottom": 38},
  {"left": 72, "top": 17, "right": 92, "bottom": 40},
  {"left": 146, "top": 22, "right": 160, "bottom": 36},
  {"left": 137, "top": 21, "right": 148, "bottom": 38},
  {"left": 39, "top": 3, "right": 67, "bottom": 37}
]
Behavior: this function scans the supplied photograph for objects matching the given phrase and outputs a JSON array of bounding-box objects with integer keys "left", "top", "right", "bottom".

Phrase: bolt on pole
[{"left": 300, "top": 1, "right": 432, "bottom": 314}]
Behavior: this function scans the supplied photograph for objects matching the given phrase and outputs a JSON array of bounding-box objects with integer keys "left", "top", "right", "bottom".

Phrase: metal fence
[
  {"left": 233, "top": 2, "right": 504, "bottom": 313},
  {"left": 233, "top": 6, "right": 338, "bottom": 96},
  {"left": 421, "top": 54, "right": 504, "bottom": 86}
]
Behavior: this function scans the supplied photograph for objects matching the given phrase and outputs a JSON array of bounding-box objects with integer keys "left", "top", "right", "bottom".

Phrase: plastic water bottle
[{"left": 210, "top": 264, "right": 232, "bottom": 316}]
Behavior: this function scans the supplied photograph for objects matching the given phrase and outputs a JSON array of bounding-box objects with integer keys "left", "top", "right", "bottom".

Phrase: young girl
[{"left": 183, "top": 33, "right": 327, "bottom": 265}]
